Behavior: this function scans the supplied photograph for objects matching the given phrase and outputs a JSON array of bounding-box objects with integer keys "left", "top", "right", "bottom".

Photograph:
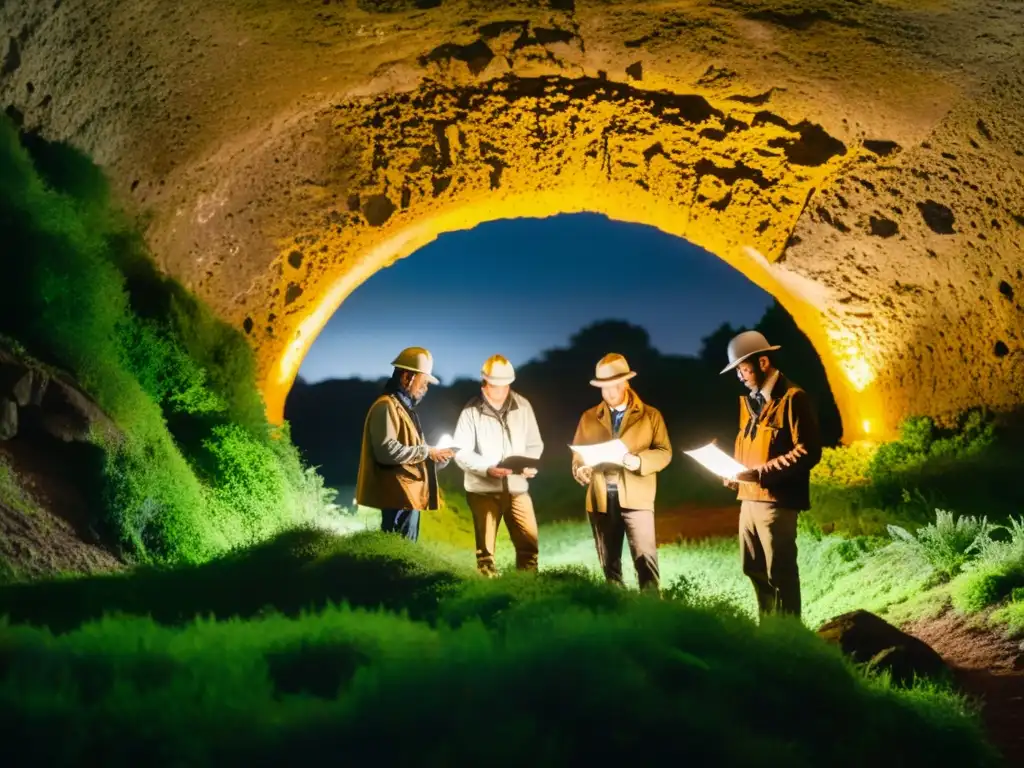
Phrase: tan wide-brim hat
[
  {"left": 720, "top": 330, "right": 781, "bottom": 374},
  {"left": 590, "top": 353, "right": 637, "bottom": 387},
  {"left": 391, "top": 346, "right": 440, "bottom": 384},
  {"left": 481, "top": 354, "right": 515, "bottom": 385}
]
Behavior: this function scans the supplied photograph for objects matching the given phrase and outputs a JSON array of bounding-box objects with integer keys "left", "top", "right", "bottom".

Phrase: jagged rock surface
[{"left": 2, "top": 0, "right": 1022, "bottom": 432}]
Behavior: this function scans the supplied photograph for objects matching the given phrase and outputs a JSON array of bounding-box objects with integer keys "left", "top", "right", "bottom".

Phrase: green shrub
[
  {"left": 808, "top": 411, "right": 1018, "bottom": 535},
  {"left": 951, "top": 516, "right": 1024, "bottom": 613},
  {"left": 887, "top": 509, "right": 998, "bottom": 580},
  {"left": 0, "top": 115, "right": 334, "bottom": 565},
  {"left": 951, "top": 563, "right": 1024, "bottom": 614},
  {"left": 990, "top": 599, "right": 1024, "bottom": 638}
]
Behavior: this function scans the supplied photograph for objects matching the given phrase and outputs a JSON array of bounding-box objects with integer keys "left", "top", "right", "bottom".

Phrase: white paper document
[
  {"left": 569, "top": 439, "right": 629, "bottom": 468},
  {"left": 683, "top": 443, "right": 748, "bottom": 479}
]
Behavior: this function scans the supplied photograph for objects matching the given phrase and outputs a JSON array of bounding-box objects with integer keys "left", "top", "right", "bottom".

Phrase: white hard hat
[
  {"left": 590, "top": 353, "right": 637, "bottom": 387},
  {"left": 482, "top": 355, "right": 515, "bottom": 385},
  {"left": 391, "top": 347, "right": 439, "bottom": 384},
  {"left": 720, "top": 331, "right": 780, "bottom": 374}
]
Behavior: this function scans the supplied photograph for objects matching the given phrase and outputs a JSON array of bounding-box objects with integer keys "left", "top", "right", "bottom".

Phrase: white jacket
[{"left": 453, "top": 391, "right": 544, "bottom": 494}]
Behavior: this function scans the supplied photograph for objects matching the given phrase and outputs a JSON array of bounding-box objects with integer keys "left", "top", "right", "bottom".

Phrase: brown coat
[
  {"left": 571, "top": 392, "right": 672, "bottom": 513},
  {"left": 355, "top": 394, "right": 441, "bottom": 511},
  {"left": 733, "top": 374, "right": 821, "bottom": 511}
]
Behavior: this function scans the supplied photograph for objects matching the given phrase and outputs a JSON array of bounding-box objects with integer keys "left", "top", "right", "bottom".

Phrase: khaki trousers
[
  {"left": 588, "top": 491, "right": 660, "bottom": 592},
  {"left": 467, "top": 490, "right": 539, "bottom": 575},
  {"left": 739, "top": 500, "right": 801, "bottom": 617}
]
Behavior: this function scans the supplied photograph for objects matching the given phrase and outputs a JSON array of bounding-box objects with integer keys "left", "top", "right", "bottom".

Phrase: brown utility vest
[
  {"left": 733, "top": 375, "right": 820, "bottom": 511},
  {"left": 356, "top": 394, "right": 440, "bottom": 511}
]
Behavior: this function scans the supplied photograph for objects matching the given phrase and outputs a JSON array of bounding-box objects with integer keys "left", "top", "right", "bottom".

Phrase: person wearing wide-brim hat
[
  {"left": 721, "top": 330, "right": 822, "bottom": 619},
  {"left": 356, "top": 346, "right": 454, "bottom": 541},
  {"left": 452, "top": 355, "right": 545, "bottom": 576},
  {"left": 570, "top": 353, "right": 672, "bottom": 592}
]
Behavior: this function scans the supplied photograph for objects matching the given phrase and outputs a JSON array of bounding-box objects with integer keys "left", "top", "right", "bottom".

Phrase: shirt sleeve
[
  {"left": 453, "top": 407, "right": 491, "bottom": 477},
  {"left": 758, "top": 390, "right": 822, "bottom": 480},
  {"left": 367, "top": 400, "right": 430, "bottom": 466},
  {"left": 523, "top": 401, "right": 544, "bottom": 460},
  {"left": 635, "top": 409, "right": 672, "bottom": 475}
]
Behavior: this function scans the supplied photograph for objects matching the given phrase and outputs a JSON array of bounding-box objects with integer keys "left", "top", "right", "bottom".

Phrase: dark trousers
[
  {"left": 588, "top": 490, "right": 660, "bottom": 592},
  {"left": 739, "top": 500, "right": 800, "bottom": 617},
  {"left": 381, "top": 508, "right": 420, "bottom": 542}
]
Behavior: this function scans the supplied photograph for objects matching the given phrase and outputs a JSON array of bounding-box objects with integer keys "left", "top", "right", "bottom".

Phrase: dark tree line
[{"left": 285, "top": 301, "right": 842, "bottom": 493}]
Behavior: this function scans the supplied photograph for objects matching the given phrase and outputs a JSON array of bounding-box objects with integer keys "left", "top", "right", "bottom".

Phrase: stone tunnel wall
[{"left": 2, "top": 0, "right": 1023, "bottom": 440}]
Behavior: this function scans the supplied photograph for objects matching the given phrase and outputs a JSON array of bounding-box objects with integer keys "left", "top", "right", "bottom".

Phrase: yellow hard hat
[{"left": 481, "top": 354, "right": 515, "bottom": 385}]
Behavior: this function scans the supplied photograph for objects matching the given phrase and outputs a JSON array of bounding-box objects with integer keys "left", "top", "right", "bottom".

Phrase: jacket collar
[
  {"left": 597, "top": 391, "right": 645, "bottom": 435},
  {"left": 743, "top": 373, "right": 793, "bottom": 421},
  {"left": 469, "top": 390, "right": 520, "bottom": 416}
]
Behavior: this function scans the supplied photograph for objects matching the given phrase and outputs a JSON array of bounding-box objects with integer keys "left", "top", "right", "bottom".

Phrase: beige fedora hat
[
  {"left": 590, "top": 353, "right": 637, "bottom": 387},
  {"left": 720, "top": 331, "right": 780, "bottom": 374},
  {"left": 481, "top": 354, "right": 515, "bottom": 385},
  {"left": 391, "top": 346, "right": 439, "bottom": 384}
]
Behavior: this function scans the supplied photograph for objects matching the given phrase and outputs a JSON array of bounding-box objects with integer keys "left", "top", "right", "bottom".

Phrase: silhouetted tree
[{"left": 284, "top": 302, "right": 842, "bottom": 497}]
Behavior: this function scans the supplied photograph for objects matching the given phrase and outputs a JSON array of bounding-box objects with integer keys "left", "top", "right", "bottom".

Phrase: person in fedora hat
[
  {"left": 571, "top": 353, "right": 672, "bottom": 591},
  {"left": 356, "top": 346, "right": 455, "bottom": 541},
  {"left": 721, "top": 330, "right": 822, "bottom": 618},
  {"left": 452, "top": 354, "right": 544, "bottom": 576}
]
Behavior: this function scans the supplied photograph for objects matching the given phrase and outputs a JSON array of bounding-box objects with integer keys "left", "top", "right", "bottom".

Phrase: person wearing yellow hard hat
[
  {"left": 452, "top": 355, "right": 544, "bottom": 576},
  {"left": 570, "top": 353, "right": 672, "bottom": 592},
  {"left": 721, "top": 330, "right": 822, "bottom": 619},
  {"left": 355, "top": 346, "right": 454, "bottom": 541}
]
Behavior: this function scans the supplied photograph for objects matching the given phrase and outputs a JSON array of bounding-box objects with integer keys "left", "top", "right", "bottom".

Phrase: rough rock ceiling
[{"left": 2, "top": 0, "right": 1022, "bottom": 438}]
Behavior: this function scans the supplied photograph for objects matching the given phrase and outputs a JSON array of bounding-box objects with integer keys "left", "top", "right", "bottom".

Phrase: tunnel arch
[{"left": 3, "top": 0, "right": 1022, "bottom": 441}]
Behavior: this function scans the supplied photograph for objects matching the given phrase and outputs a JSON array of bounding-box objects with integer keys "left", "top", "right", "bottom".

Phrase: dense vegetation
[
  {"left": 0, "top": 114, "right": 1020, "bottom": 765},
  {"left": 0, "top": 116, "right": 339, "bottom": 565},
  {"left": 0, "top": 530, "right": 999, "bottom": 767}
]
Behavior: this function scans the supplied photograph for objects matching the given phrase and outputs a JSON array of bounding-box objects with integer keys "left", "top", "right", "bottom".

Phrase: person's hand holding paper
[
  {"left": 683, "top": 442, "right": 750, "bottom": 481},
  {"left": 569, "top": 438, "right": 630, "bottom": 469}
]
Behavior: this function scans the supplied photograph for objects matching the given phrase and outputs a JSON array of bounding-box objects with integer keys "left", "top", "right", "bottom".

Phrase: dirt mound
[
  {"left": 0, "top": 346, "right": 124, "bottom": 582},
  {"left": 904, "top": 610, "right": 1024, "bottom": 766},
  {"left": 0, "top": 500, "right": 121, "bottom": 582}
]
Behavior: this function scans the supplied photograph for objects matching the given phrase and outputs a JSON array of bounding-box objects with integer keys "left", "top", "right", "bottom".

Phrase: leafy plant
[
  {"left": 887, "top": 509, "right": 998, "bottom": 579},
  {"left": 0, "top": 114, "right": 337, "bottom": 564}
]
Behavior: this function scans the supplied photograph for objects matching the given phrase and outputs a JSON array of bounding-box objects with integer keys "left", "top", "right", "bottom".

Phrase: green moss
[
  {"left": 0, "top": 114, "right": 335, "bottom": 565},
  {"left": 0, "top": 532, "right": 997, "bottom": 767}
]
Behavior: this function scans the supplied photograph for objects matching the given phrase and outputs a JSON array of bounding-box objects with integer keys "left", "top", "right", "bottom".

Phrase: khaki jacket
[
  {"left": 733, "top": 374, "right": 821, "bottom": 511},
  {"left": 356, "top": 394, "right": 441, "bottom": 511},
  {"left": 571, "top": 392, "right": 672, "bottom": 513},
  {"left": 453, "top": 391, "right": 544, "bottom": 495}
]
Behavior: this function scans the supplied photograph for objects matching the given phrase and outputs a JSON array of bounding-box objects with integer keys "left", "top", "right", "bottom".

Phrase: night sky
[{"left": 299, "top": 213, "right": 773, "bottom": 384}]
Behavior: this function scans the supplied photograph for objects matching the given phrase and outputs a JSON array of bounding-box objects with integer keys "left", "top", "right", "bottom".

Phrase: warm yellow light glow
[
  {"left": 862, "top": 419, "right": 871, "bottom": 435},
  {"left": 825, "top": 327, "right": 877, "bottom": 393}
]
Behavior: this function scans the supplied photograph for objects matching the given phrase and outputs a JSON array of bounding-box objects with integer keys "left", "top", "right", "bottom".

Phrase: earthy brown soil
[
  {"left": 0, "top": 500, "right": 121, "bottom": 581},
  {"left": 656, "top": 503, "right": 738, "bottom": 545},
  {"left": 0, "top": 436, "right": 122, "bottom": 581},
  {"left": 904, "top": 611, "right": 1024, "bottom": 767}
]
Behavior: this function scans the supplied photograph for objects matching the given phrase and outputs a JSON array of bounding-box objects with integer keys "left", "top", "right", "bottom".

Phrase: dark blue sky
[{"left": 299, "top": 214, "right": 773, "bottom": 383}]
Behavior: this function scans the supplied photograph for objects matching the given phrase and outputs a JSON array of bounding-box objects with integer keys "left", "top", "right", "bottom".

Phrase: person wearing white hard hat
[
  {"left": 355, "top": 346, "right": 455, "bottom": 541},
  {"left": 570, "top": 353, "right": 672, "bottom": 592},
  {"left": 452, "top": 355, "right": 544, "bottom": 575},
  {"left": 721, "top": 330, "right": 822, "bottom": 618}
]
